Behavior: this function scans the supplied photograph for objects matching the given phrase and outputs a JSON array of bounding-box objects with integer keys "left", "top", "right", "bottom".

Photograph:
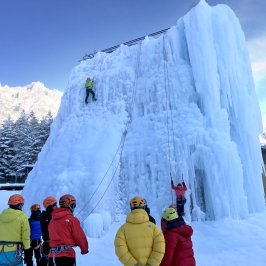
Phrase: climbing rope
[
  {"left": 76, "top": 43, "right": 142, "bottom": 222},
  {"left": 162, "top": 33, "right": 188, "bottom": 203},
  {"left": 162, "top": 33, "right": 175, "bottom": 202}
]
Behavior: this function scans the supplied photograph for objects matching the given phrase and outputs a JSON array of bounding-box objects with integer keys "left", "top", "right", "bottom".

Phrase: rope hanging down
[
  {"left": 162, "top": 34, "right": 184, "bottom": 184},
  {"left": 76, "top": 44, "right": 142, "bottom": 222},
  {"left": 162, "top": 34, "right": 174, "bottom": 203}
]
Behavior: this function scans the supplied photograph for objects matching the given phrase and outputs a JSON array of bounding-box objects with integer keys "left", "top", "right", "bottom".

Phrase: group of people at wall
[
  {"left": 0, "top": 180, "right": 195, "bottom": 266},
  {"left": 0, "top": 194, "right": 88, "bottom": 266}
]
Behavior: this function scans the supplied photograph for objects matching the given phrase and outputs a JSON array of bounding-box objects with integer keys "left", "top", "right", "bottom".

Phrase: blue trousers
[{"left": 0, "top": 250, "right": 23, "bottom": 265}]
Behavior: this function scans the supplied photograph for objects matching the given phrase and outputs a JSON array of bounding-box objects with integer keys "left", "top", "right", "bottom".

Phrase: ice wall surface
[{"left": 23, "top": 0, "right": 264, "bottom": 234}]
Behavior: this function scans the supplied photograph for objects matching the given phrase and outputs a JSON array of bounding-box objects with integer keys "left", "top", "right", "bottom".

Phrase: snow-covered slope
[
  {"left": 23, "top": 0, "right": 264, "bottom": 235},
  {"left": 0, "top": 82, "right": 63, "bottom": 124}
]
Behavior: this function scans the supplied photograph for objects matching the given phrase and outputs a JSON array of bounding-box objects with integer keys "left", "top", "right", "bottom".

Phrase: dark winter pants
[
  {"left": 25, "top": 240, "right": 41, "bottom": 266},
  {"left": 39, "top": 242, "right": 50, "bottom": 266},
  {"left": 48, "top": 257, "right": 76, "bottom": 266},
  {"left": 85, "top": 89, "right": 96, "bottom": 103},
  {"left": 176, "top": 199, "right": 186, "bottom": 216}
]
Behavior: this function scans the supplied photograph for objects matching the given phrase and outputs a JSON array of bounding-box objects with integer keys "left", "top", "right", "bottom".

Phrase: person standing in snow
[
  {"left": 48, "top": 194, "right": 88, "bottom": 266},
  {"left": 85, "top": 77, "right": 96, "bottom": 103},
  {"left": 0, "top": 194, "right": 31, "bottom": 266},
  {"left": 171, "top": 180, "right": 187, "bottom": 217},
  {"left": 114, "top": 196, "right": 165, "bottom": 266},
  {"left": 27, "top": 204, "right": 42, "bottom": 266},
  {"left": 39, "top": 196, "right": 57, "bottom": 266},
  {"left": 160, "top": 207, "right": 196, "bottom": 266}
]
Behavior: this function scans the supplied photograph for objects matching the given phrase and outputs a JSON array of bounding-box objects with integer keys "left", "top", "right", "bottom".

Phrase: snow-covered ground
[{"left": 1, "top": 190, "right": 266, "bottom": 266}]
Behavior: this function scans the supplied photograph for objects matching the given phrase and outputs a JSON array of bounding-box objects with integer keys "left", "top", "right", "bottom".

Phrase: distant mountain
[{"left": 0, "top": 82, "right": 63, "bottom": 125}]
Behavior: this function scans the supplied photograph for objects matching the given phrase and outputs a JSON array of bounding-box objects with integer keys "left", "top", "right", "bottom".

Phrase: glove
[
  {"left": 171, "top": 180, "right": 174, "bottom": 185},
  {"left": 81, "top": 250, "right": 89, "bottom": 255},
  {"left": 24, "top": 248, "right": 32, "bottom": 264},
  {"left": 182, "top": 181, "right": 186, "bottom": 186}
]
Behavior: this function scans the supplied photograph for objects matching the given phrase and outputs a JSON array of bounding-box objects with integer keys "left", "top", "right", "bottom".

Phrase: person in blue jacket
[{"left": 27, "top": 204, "right": 42, "bottom": 266}]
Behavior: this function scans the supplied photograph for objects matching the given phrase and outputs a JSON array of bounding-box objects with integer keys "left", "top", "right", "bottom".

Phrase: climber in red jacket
[
  {"left": 160, "top": 207, "right": 196, "bottom": 266},
  {"left": 171, "top": 180, "right": 187, "bottom": 216},
  {"left": 48, "top": 194, "right": 88, "bottom": 266}
]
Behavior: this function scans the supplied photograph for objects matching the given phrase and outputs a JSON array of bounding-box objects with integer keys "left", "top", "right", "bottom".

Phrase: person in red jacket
[
  {"left": 171, "top": 180, "right": 187, "bottom": 216},
  {"left": 161, "top": 204, "right": 183, "bottom": 233},
  {"left": 160, "top": 207, "right": 196, "bottom": 266},
  {"left": 48, "top": 194, "right": 89, "bottom": 266}
]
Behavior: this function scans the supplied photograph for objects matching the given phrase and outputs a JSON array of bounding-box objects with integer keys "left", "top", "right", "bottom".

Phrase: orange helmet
[
  {"left": 43, "top": 196, "right": 57, "bottom": 209},
  {"left": 130, "top": 196, "right": 146, "bottom": 209},
  {"left": 8, "top": 194, "right": 24, "bottom": 206},
  {"left": 59, "top": 194, "right": 76, "bottom": 208},
  {"left": 31, "top": 204, "right": 41, "bottom": 212}
]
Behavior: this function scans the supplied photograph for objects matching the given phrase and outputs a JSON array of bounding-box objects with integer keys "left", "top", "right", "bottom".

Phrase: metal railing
[{"left": 80, "top": 27, "right": 170, "bottom": 61}]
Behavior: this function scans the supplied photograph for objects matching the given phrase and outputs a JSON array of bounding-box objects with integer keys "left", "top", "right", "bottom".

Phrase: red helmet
[
  {"left": 31, "top": 204, "right": 41, "bottom": 212},
  {"left": 8, "top": 194, "right": 24, "bottom": 206},
  {"left": 43, "top": 196, "right": 57, "bottom": 209},
  {"left": 168, "top": 204, "right": 177, "bottom": 210},
  {"left": 59, "top": 194, "right": 76, "bottom": 208}
]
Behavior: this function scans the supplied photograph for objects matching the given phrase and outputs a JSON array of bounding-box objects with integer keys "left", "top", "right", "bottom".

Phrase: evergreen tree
[
  {"left": 0, "top": 111, "right": 53, "bottom": 183},
  {"left": 0, "top": 118, "right": 16, "bottom": 182}
]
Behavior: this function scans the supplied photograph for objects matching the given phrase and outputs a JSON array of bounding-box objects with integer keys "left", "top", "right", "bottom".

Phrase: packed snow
[{"left": 2, "top": 0, "right": 262, "bottom": 265}]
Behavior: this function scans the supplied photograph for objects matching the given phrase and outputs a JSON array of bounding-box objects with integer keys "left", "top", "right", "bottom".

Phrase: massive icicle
[{"left": 23, "top": 1, "right": 264, "bottom": 235}]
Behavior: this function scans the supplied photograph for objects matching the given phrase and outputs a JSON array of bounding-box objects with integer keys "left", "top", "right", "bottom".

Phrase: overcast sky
[{"left": 0, "top": 0, "right": 265, "bottom": 95}]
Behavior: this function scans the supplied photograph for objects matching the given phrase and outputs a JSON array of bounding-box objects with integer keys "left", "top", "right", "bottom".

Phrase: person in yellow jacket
[
  {"left": 0, "top": 194, "right": 31, "bottom": 265},
  {"left": 85, "top": 77, "right": 96, "bottom": 104},
  {"left": 114, "top": 196, "right": 165, "bottom": 266}
]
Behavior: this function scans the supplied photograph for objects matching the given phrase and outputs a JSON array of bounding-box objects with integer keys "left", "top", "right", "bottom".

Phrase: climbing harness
[
  {"left": 49, "top": 245, "right": 75, "bottom": 265},
  {"left": 0, "top": 241, "right": 23, "bottom": 266},
  {"left": 50, "top": 245, "right": 74, "bottom": 253}
]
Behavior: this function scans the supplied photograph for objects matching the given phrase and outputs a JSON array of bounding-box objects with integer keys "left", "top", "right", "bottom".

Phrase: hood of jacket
[
  {"left": 29, "top": 210, "right": 41, "bottom": 221},
  {"left": 126, "top": 209, "right": 149, "bottom": 224},
  {"left": 51, "top": 207, "right": 73, "bottom": 221},
  {"left": 0, "top": 208, "right": 24, "bottom": 223}
]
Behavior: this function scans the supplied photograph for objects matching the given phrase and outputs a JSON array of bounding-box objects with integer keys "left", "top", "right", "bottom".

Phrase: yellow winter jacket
[
  {"left": 0, "top": 208, "right": 30, "bottom": 251},
  {"left": 114, "top": 209, "right": 165, "bottom": 266},
  {"left": 85, "top": 79, "right": 94, "bottom": 89}
]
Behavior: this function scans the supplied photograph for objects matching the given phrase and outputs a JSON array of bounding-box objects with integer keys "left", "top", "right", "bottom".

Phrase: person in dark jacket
[
  {"left": 85, "top": 77, "right": 96, "bottom": 103},
  {"left": 39, "top": 196, "right": 57, "bottom": 266},
  {"left": 144, "top": 198, "right": 156, "bottom": 224},
  {"left": 26, "top": 204, "right": 42, "bottom": 266},
  {"left": 160, "top": 208, "right": 196, "bottom": 266},
  {"left": 48, "top": 194, "right": 89, "bottom": 266}
]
